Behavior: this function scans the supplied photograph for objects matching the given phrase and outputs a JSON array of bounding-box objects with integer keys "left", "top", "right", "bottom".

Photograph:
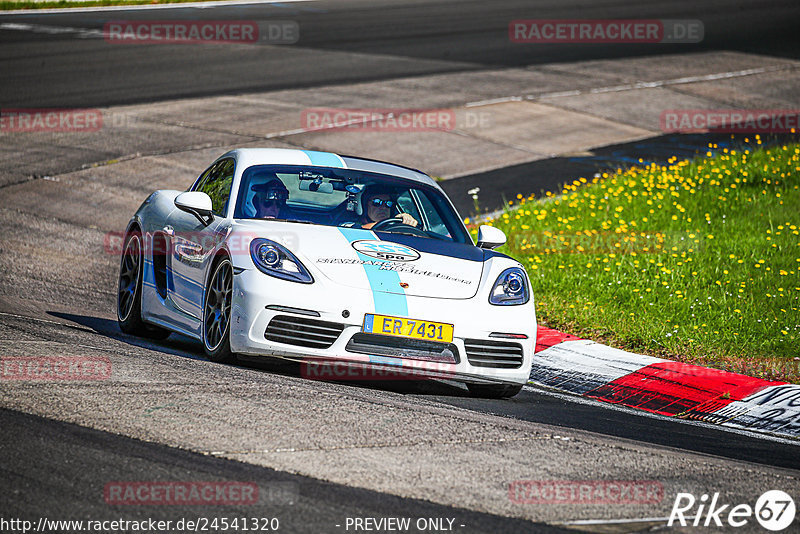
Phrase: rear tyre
[
  {"left": 117, "top": 230, "right": 171, "bottom": 340},
  {"left": 467, "top": 383, "right": 524, "bottom": 399},
  {"left": 203, "top": 256, "right": 235, "bottom": 363}
]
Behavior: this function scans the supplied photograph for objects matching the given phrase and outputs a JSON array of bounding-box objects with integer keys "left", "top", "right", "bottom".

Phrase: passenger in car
[{"left": 252, "top": 178, "right": 291, "bottom": 219}]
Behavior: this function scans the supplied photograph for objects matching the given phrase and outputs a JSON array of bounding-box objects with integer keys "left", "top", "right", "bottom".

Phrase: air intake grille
[
  {"left": 464, "top": 339, "right": 524, "bottom": 369},
  {"left": 265, "top": 315, "right": 344, "bottom": 349},
  {"left": 346, "top": 333, "right": 459, "bottom": 363}
]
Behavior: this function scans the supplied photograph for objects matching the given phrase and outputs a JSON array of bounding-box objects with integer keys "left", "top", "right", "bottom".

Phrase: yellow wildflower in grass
[{"left": 487, "top": 142, "right": 798, "bottom": 374}]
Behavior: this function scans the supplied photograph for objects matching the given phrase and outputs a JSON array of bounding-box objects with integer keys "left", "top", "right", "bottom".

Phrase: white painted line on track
[
  {"left": 161, "top": 109, "right": 469, "bottom": 140},
  {"left": 151, "top": 111, "right": 420, "bottom": 141},
  {"left": 465, "top": 64, "right": 799, "bottom": 108},
  {"left": 559, "top": 516, "right": 676, "bottom": 525},
  {"left": 0, "top": 0, "right": 308, "bottom": 15},
  {"left": 462, "top": 95, "right": 522, "bottom": 107},
  {"left": 0, "top": 22, "right": 102, "bottom": 38}
]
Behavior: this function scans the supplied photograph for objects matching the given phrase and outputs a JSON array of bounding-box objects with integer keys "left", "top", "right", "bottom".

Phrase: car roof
[{"left": 221, "top": 148, "right": 439, "bottom": 189}]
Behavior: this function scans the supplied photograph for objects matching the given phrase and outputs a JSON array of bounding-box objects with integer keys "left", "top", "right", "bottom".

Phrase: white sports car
[{"left": 117, "top": 148, "right": 535, "bottom": 398}]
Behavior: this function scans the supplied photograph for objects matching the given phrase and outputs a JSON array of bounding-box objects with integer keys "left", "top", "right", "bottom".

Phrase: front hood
[{"left": 234, "top": 221, "right": 485, "bottom": 300}]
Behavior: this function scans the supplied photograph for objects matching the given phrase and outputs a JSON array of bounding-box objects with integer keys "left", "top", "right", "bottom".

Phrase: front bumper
[{"left": 229, "top": 268, "right": 536, "bottom": 385}]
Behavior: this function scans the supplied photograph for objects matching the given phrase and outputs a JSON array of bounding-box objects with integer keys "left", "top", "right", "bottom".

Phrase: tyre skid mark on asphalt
[{"left": 0, "top": 311, "right": 209, "bottom": 360}]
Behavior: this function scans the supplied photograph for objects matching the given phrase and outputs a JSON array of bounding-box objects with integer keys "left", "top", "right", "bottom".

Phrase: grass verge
[{"left": 475, "top": 138, "right": 800, "bottom": 382}]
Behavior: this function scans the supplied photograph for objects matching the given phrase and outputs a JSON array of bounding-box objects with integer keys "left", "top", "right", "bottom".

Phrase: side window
[
  {"left": 193, "top": 163, "right": 215, "bottom": 193},
  {"left": 413, "top": 190, "right": 449, "bottom": 237},
  {"left": 396, "top": 190, "right": 422, "bottom": 226},
  {"left": 197, "top": 159, "right": 235, "bottom": 216}
]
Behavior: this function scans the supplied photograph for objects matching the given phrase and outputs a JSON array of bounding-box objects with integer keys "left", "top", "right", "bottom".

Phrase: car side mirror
[
  {"left": 175, "top": 191, "right": 214, "bottom": 226},
  {"left": 476, "top": 225, "right": 506, "bottom": 249}
]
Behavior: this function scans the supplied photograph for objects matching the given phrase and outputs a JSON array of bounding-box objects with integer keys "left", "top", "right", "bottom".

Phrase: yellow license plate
[{"left": 363, "top": 314, "right": 454, "bottom": 343}]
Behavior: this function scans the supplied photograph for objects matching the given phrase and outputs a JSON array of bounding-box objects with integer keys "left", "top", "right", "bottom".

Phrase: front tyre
[
  {"left": 467, "top": 383, "right": 524, "bottom": 399},
  {"left": 203, "top": 257, "right": 235, "bottom": 363},
  {"left": 117, "top": 230, "right": 170, "bottom": 340}
]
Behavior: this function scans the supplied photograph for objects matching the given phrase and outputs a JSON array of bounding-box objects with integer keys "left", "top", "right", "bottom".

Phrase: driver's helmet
[
  {"left": 251, "top": 177, "right": 289, "bottom": 210},
  {"left": 357, "top": 184, "right": 396, "bottom": 218}
]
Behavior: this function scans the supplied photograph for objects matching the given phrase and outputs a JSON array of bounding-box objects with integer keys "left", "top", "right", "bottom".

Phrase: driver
[
  {"left": 252, "top": 178, "right": 290, "bottom": 219},
  {"left": 359, "top": 185, "right": 418, "bottom": 230}
]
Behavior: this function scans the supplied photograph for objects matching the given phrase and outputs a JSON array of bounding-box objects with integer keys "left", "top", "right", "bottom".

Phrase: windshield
[{"left": 233, "top": 165, "right": 471, "bottom": 244}]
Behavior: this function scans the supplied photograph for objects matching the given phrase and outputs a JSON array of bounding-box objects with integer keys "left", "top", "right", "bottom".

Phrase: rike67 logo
[{"left": 669, "top": 490, "right": 795, "bottom": 531}]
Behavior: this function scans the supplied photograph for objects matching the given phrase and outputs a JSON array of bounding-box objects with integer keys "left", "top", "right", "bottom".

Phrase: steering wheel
[{"left": 370, "top": 216, "right": 428, "bottom": 237}]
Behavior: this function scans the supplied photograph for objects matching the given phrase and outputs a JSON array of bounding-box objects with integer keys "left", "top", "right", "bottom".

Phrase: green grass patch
[
  {"left": 473, "top": 139, "right": 800, "bottom": 382},
  {"left": 0, "top": 0, "right": 220, "bottom": 10}
]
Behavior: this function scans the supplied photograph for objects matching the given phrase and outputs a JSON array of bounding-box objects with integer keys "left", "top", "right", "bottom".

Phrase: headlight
[
  {"left": 489, "top": 267, "right": 529, "bottom": 305},
  {"left": 250, "top": 238, "right": 313, "bottom": 284}
]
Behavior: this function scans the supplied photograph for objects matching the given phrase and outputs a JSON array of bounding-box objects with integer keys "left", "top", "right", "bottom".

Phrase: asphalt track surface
[
  {"left": 2, "top": 408, "right": 566, "bottom": 533},
  {"left": 1, "top": 0, "right": 799, "bottom": 108},
  {"left": 2, "top": 1, "right": 800, "bottom": 532}
]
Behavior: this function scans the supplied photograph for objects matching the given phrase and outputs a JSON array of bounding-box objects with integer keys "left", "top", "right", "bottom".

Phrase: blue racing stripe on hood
[
  {"left": 338, "top": 227, "right": 408, "bottom": 317},
  {"left": 302, "top": 150, "right": 345, "bottom": 168},
  {"left": 373, "top": 232, "right": 484, "bottom": 262}
]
